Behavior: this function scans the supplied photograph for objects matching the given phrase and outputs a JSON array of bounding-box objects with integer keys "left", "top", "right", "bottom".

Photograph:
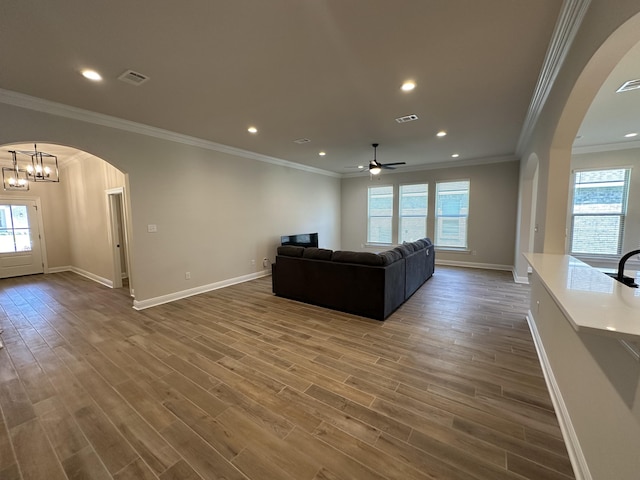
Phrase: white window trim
[
  {"left": 434, "top": 179, "right": 470, "bottom": 249},
  {"left": 568, "top": 167, "right": 631, "bottom": 257}
]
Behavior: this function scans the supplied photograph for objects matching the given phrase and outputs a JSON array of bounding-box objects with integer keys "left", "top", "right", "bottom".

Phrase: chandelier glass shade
[{"left": 2, "top": 151, "right": 29, "bottom": 191}]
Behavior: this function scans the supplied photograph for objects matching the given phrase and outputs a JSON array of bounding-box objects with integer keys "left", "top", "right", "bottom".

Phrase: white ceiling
[
  {"left": 2, "top": 0, "right": 628, "bottom": 174},
  {"left": 574, "top": 39, "right": 640, "bottom": 153}
]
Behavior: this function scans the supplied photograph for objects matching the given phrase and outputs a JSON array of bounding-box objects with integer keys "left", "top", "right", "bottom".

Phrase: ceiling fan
[{"left": 368, "top": 143, "right": 405, "bottom": 175}]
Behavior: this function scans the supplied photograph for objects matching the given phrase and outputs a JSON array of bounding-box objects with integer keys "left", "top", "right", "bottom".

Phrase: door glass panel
[{"left": 0, "top": 205, "right": 32, "bottom": 253}]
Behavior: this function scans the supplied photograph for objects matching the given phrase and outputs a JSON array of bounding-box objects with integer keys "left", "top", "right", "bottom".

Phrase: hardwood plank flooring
[{"left": 0, "top": 267, "right": 575, "bottom": 479}]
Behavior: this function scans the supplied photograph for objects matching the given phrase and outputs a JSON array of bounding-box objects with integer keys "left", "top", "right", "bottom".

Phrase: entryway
[{"left": 0, "top": 198, "right": 44, "bottom": 278}]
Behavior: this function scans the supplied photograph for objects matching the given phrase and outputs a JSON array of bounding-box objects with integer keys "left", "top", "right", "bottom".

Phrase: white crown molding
[
  {"left": 341, "top": 154, "right": 518, "bottom": 178},
  {"left": 516, "top": 0, "right": 592, "bottom": 155},
  {"left": 0, "top": 88, "right": 340, "bottom": 179},
  {"left": 572, "top": 138, "right": 640, "bottom": 155}
]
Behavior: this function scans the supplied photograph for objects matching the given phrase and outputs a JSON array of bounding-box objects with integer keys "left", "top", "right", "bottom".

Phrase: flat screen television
[{"left": 280, "top": 232, "right": 318, "bottom": 248}]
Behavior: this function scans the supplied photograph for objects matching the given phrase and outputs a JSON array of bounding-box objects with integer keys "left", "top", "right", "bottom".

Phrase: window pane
[
  {"left": 13, "top": 229, "right": 32, "bottom": 252},
  {"left": 436, "top": 217, "right": 468, "bottom": 248},
  {"left": 573, "top": 169, "right": 627, "bottom": 214},
  {"left": 0, "top": 205, "right": 32, "bottom": 253},
  {"left": 400, "top": 217, "right": 426, "bottom": 243},
  {"left": 399, "top": 184, "right": 427, "bottom": 243},
  {"left": 369, "top": 217, "right": 392, "bottom": 243},
  {"left": 11, "top": 206, "right": 29, "bottom": 229},
  {"left": 570, "top": 168, "right": 630, "bottom": 255},
  {"left": 368, "top": 186, "right": 393, "bottom": 243},
  {"left": 435, "top": 180, "right": 469, "bottom": 248},
  {"left": 571, "top": 215, "right": 621, "bottom": 255},
  {"left": 0, "top": 230, "right": 16, "bottom": 253},
  {"left": 0, "top": 206, "right": 12, "bottom": 229}
]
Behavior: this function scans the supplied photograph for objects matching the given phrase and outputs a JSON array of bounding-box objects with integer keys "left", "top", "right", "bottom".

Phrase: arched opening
[
  {"left": 0, "top": 142, "right": 133, "bottom": 297},
  {"left": 549, "top": 13, "right": 640, "bottom": 256}
]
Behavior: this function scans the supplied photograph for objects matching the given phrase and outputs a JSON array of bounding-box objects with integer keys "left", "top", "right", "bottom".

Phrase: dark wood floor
[{"left": 0, "top": 267, "right": 575, "bottom": 480}]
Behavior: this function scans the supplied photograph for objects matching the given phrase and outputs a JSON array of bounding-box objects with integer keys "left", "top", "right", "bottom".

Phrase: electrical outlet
[
  {"left": 185, "top": 272, "right": 191, "bottom": 280},
  {"left": 262, "top": 258, "right": 269, "bottom": 268},
  {"left": 251, "top": 259, "right": 256, "bottom": 266}
]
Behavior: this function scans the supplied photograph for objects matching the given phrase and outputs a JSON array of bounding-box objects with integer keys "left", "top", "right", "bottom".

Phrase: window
[
  {"left": 435, "top": 180, "right": 469, "bottom": 248},
  {"left": 368, "top": 185, "right": 393, "bottom": 243},
  {"left": 570, "top": 168, "right": 630, "bottom": 255},
  {"left": 399, "top": 184, "right": 428, "bottom": 243},
  {"left": 0, "top": 204, "right": 32, "bottom": 253}
]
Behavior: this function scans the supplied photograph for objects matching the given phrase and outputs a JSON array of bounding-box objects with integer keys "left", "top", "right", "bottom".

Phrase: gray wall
[
  {"left": 341, "top": 160, "right": 520, "bottom": 269},
  {"left": 0, "top": 101, "right": 342, "bottom": 304}
]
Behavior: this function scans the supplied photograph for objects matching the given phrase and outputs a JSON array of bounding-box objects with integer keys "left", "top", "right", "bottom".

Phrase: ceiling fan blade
[
  {"left": 381, "top": 162, "right": 406, "bottom": 167},
  {"left": 381, "top": 165, "right": 396, "bottom": 170}
]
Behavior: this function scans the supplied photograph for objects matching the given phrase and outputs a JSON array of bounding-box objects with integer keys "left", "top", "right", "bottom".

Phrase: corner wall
[{"left": 63, "top": 153, "right": 127, "bottom": 284}]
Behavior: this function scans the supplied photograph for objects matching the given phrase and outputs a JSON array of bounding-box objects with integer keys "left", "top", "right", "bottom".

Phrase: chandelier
[{"left": 2, "top": 144, "right": 59, "bottom": 191}]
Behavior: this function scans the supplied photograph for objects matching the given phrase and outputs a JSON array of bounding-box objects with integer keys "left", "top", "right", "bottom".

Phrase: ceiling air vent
[
  {"left": 395, "top": 114, "right": 419, "bottom": 124},
  {"left": 118, "top": 69, "right": 150, "bottom": 86},
  {"left": 616, "top": 79, "right": 640, "bottom": 93},
  {"left": 293, "top": 138, "right": 311, "bottom": 144}
]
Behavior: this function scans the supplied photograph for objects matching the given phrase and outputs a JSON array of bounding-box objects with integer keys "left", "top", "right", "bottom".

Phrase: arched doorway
[{"left": 0, "top": 142, "right": 133, "bottom": 295}]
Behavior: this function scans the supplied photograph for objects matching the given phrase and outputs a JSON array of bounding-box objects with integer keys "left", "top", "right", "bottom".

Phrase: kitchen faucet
[{"left": 616, "top": 249, "right": 640, "bottom": 287}]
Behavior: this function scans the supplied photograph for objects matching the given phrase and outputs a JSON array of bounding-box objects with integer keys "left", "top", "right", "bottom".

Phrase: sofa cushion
[
  {"left": 379, "top": 249, "right": 403, "bottom": 266},
  {"left": 332, "top": 250, "right": 385, "bottom": 266},
  {"left": 277, "top": 245, "right": 305, "bottom": 257},
  {"left": 303, "top": 247, "right": 333, "bottom": 260},
  {"left": 395, "top": 244, "right": 414, "bottom": 258},
  {"left": 404, "top": 241, "right": 421, "bottom": 252}
]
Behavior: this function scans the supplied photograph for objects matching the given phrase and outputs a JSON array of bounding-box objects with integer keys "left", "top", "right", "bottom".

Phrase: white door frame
[
  {"left": 106, "top": 187, "right": 131, "bottom": 293},
  {"left": 0, "top": 195, "right": 48, "bottom": 273}
]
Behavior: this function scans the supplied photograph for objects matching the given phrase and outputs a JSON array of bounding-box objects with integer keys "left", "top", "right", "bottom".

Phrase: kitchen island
[{"left": 525, "top": 253, "right": 640, "bottom": 480}]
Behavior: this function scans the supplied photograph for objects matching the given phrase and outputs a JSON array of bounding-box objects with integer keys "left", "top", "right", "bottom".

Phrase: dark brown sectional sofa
[{"left": 271, "top": 238, "right": 435, "bottom": 320}]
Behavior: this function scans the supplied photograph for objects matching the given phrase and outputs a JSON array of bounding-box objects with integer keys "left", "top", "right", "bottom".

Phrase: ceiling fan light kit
[{"left": 368, "top": 143, "right": 406, "bottom": 176}]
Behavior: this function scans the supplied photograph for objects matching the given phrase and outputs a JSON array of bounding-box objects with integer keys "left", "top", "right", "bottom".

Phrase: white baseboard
[
  {"left": 435, "top": 259, "right": 512, "bottom": 272},
  {"left": 132, "top": 271, "right": 271, "bottom": 310},
  {"left": 512, "top": 268, "right": 529, "bottom": 284},
  {"left": 526, "top": 310, "right": 591, "bottom": 480},
  {"left": 47, "top": 265, "right": 72, "bottom": 274},
  {"left": 46, "top": 265, "right": 113, "bottom": 288}
]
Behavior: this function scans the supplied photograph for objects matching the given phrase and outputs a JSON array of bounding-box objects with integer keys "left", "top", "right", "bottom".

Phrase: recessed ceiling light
[
  {"left": 247, "top": 126, "right": 258, "bottom": 134},
  {"left": 358, "top": 165, "right": 364, "bottom": 169},
  {"left": 319, "top": 151, "right": 326, "bottom": 156},
  {"left": 437, "top": 131, "right": 447, "bottom": 137},
  {"left": 451, "top": 153, "right": 460, "bottom": 158},
  {"left": 401, "top": 81, "right": 416, "bottom": 92},
  {"left": 624, "top": 132, "right": 638, "bottom": 138},
  {"left": 81, "top": 69, "right": 102, "bottom": 81}
]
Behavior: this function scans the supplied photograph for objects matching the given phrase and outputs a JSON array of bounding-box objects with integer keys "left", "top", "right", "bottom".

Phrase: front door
[{"left": 0, "top": 200, "right": 44, "bottom": 278}]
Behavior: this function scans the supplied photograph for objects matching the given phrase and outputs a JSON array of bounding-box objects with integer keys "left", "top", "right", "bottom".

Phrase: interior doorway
[{"left": 106, "top": 188, "right": 131, "bottom": 292}]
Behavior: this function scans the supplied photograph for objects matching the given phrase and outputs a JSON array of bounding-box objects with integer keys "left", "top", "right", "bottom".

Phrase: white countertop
[{"left": 525, "top": 253, "right": 640, "bottom": 339}]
